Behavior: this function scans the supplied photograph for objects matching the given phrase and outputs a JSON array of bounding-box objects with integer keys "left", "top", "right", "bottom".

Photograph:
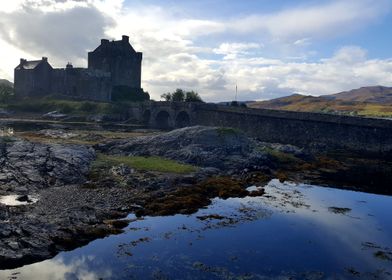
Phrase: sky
[{"left": 0, "top": 0, "right": 392, "bottom": 102}]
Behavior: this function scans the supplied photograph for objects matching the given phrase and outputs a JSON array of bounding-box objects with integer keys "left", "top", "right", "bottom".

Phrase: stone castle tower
[
  {"left": 14, "top": 35, "right": 143, "bottom": 101},
  {"left": 88, "top": 35, "right": 142, "bottom": 89}
]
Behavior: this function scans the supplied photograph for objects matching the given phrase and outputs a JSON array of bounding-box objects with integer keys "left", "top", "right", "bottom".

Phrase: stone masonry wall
[{"left": 192, "top": 104, "right": 392, "bottom": 155}]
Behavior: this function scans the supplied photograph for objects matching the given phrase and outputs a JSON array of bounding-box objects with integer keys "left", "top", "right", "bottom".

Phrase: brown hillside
[
  {"left": 330, "top": 86, "right": 392, "bottom": 103},
  {"left": 248, "top": 86, "right": 392, "bottom": 118}
]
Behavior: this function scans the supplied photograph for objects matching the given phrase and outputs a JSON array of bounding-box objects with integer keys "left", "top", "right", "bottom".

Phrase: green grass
[
  {"left": 93, "top": 153, "right": 198, "bottom": 174},
  {"left": 217, "top": 127, "right": 241, "bottom": 135},
  {"left": 260, "top": 147, "right": 302, "bottom": 164},
  {"left": 4, "top": 97, "right": 129, "bottom": 116}
]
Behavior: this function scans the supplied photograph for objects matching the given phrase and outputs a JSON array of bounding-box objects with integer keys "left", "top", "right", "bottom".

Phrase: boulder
[
  {"left": 97, "top": 126, "right": 268, "bottom": 170},
  {"left": 0, "top": 139, "right": 95, "bottom": 192}
]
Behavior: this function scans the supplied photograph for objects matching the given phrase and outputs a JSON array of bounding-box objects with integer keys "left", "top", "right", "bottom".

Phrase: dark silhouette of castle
[{"left": 14, "top": 35, "right": 142, "bottom": 101}]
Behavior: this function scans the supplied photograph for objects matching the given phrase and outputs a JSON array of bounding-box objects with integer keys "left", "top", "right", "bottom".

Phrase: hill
[
  {"left": 248, "top": 86, "right": 392, "bottom": 118},
  {"left": 329, "top": 86, "right": 392, "bottom": 103},
  {"left": 0, "top": 79, "right": 13, "bottom": 88}
]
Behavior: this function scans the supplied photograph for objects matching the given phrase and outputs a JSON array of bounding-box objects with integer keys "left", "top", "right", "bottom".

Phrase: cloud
[
  {"left": 0, "top": 0, "right": 391, "bottom": 102},
  {"left": 325, "top": 46, "right": 368, "bottom": 65},
  {"left": 0, "top": 4, "right": 113, "bottom": 68},
  {"left": 0, "top": 256, "right": 112, "bottom": 280},
  {"left": 230, "top": 0, "right": 390, "bottom": 41},
  {"left": 213, "top": 42, "right": 262, "bottom": 60}
]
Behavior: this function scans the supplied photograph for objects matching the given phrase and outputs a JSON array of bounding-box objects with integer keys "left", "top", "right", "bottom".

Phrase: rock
[
  {"left": 42, "top": 111, "right": 68, "bottom": 120},
  {"left": 38, "top": 129, "right": 78, "bottom": 139},
  {"left": 87, "top": 114, "right": 104, "bottom": 122},
  {"left": 268, "top": 143, "right": 312, "bottom": 160},
  {"left": 0, "top": 108, "right": 11, "bottom": 117},
  {"left": 111, "top": 164, "right": 132, "bottom": 176},
  {"left": 0, "top": 139, "right": 95, "bottom": 191},
  {"left": 97, "top": 126, "right": 265, "bottom": 171},
  {"left": 16, "top": 195, "right": 30, "bottom": 202}
]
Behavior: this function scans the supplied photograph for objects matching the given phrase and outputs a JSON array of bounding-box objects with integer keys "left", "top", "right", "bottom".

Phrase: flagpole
[{"left": 235, "top": 81, "right": 238, "bottom": 101}]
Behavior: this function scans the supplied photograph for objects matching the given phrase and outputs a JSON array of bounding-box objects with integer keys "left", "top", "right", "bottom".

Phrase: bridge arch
[
  {"left": 142, "top": 110, "right": 151, "bottom": 125},
  {"left": 155, "top": 110, "right": 171, "bottom": 129},
  {"left": 175, "top": 111, "right": 191, "bottom": 128}
]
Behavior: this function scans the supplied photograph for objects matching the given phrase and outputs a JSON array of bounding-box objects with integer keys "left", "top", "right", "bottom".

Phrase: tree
[
  {"left": 160, "top": 93, "right": 172, "bottom": 102},
  {"left": 160, "top": 88, "right": 203, "bottom": 103},
  {"left": 172, "top": 88, "right": 185, "bottom": 102},
  {"left": 185, "top": 91, "right": 203, "bottom": 102},
  {"left": 230, "top": 101, "right": 239, "bottom": 107},
  {"left": 112, "top": 86, "right": 150, "bottom": 102},
  {"left": 0, "top": 84, "right": 14, "bottom": 103}
]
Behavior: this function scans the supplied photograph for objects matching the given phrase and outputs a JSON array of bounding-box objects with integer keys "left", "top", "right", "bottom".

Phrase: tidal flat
[{"left": 0, "top": 119, "right": 391, "bottom": 279}]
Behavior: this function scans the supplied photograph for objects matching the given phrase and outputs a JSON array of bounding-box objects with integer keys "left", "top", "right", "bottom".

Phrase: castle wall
[
  {"left": 14, "top": 69, "right": 35, "bottom": 97},
  {"left": 63, "top": 68, "right": 112, "bottom": 101},
  {"left": 51, "top": 69, "right": 66, "bottom": 95}
]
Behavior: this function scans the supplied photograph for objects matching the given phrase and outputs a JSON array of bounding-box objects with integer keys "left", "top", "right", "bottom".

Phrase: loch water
[{"left": 1, "top": 180, "right": 392, "bottom": 279}]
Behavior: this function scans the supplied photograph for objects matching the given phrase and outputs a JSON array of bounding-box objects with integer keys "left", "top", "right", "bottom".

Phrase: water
[
  {"left": 0, "top": 119, "right": 146, "bottom": 133},
  {"left": 0, "top": 195, "right": 39, "bottom": 206},
  {"left": 1, "top": 180, "right": 391, "bottom": 279}
]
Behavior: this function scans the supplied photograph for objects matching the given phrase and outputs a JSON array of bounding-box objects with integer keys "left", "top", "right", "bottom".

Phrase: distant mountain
[
  {"left": 329, "top": 86, "right": 392, "bottom": 103},
  {"left": 0, "top": 79, "right": 13, "bottom": 88},
  {"left": 248, "top": 86, "right": 392, "bottom": 118}
]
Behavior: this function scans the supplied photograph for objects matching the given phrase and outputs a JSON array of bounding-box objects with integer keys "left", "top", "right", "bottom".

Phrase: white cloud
[
  {"left": 325, "top": 46, "right": 368, "bottom": 65},
  {"left": 230, "top": 0, "right": 390, "bottom": 40},
  {"left": 213, "top": 42, "right": 262, "bottom": 60},
  {"left": 0, "top": 256, "right": 112, "bottom": 280},
  {"left": 293, "top": 38, "right": 311, "bottom": 47},
  {"left": 0, "top": 0, "right": 391, "bottom": 102}
]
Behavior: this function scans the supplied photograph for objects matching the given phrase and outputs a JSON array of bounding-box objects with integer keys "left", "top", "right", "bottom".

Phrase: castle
[{"left": 14, "top": 35, "right": 142, "bottom": 101}]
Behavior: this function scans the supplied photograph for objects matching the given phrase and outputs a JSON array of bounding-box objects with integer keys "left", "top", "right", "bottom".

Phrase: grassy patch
[
  {"left": 92, "top": 154, "right": 197, "bottom": 174},
  {"left": 217, "top": 127, "right": 242, "bottom": 136},
  {"left": 261, "top": 147, "right": 301, "bottom": 164},
  {"left": 16, "top": 129, "right": 153, "bottom": 146}
]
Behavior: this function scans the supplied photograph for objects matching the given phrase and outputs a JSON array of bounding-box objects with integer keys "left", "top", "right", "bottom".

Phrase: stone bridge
[
  {"left": 128, "top": 101, "right": 392, "bottom": 155},
  {"left": 128, "top": 101, "right": 194, "bottom": 128}
]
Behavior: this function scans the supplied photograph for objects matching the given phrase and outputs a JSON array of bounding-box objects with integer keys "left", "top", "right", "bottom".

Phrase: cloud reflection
[{"left": 0, "top": 255, "right": 111, "bottom": 280}]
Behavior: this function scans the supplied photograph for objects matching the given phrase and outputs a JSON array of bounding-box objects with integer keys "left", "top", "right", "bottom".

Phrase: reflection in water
[
  {"left": 1, "top": 180, "right": 392, "bottom": 279},
  {"left": 0, "top": 195, "right": 39, "bottom": 206},
  {"left": 0, "top": 256, "right": 111, "bottom": 280},
  {"left": 0, "top": 127, "right": 14, "bottom": 137}
]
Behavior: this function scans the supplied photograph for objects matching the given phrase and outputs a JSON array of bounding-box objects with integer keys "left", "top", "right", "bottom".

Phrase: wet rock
[
  {"left": 0, "top": 139, "right": 95, "bottom": 192},
  {"left": 111, "top": 164, "right": 133, "bottom": 177},
  {"left": 38, "top": 129, "right": 78, "bottom": 139},
  {"left": 42, "top": 111, "right": 67, "bottom": 120},
  {"left": 16, "top": 195, "right": 30, "bottom": 202}
]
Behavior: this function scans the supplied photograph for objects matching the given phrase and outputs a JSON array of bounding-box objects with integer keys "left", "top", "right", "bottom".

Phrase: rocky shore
[{"left": 0, "top": 125, "right": 391, "bottom": 269}]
